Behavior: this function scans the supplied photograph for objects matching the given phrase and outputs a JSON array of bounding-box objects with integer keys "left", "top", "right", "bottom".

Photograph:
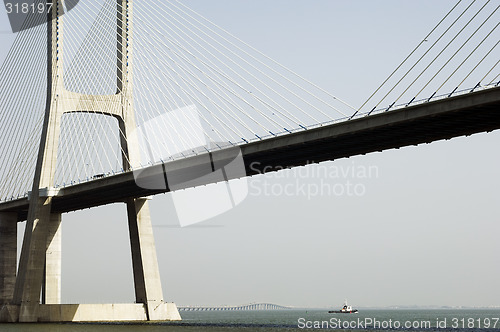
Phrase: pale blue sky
[{"left": 1, "top": 1, "right": 499, "bottom": 308}]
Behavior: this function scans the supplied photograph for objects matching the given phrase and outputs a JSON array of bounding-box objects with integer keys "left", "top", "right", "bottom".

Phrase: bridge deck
[{"left": 2, "top": 87, "right": 500, "bottom": 221}]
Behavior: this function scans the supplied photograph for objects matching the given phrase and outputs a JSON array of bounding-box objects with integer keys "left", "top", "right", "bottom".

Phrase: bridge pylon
[{"left": 0, "top": 0, "right": 180, "bottom": 323}]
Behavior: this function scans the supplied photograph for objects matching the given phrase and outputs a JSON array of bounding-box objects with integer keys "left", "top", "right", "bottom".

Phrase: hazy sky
[{"left": 1, "top": 0, "right": 499, "bottom": 308}]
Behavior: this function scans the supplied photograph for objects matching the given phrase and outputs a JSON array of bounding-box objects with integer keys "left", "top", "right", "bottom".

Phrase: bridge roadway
[{"left": 2, "top": 86, "right": 499, "bottom": 221}]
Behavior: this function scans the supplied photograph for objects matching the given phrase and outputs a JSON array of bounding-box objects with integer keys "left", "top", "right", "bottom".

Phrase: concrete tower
[{"left": 0, "top": 0, "right": 180, "bottom": 322}]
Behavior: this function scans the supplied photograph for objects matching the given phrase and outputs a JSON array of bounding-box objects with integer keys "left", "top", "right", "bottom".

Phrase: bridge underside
[{"left": 1, "top": 87, "right": 499, "bottom": 220}]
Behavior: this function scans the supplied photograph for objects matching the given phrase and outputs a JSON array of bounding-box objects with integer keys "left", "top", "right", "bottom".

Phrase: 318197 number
[
  {"left": 451, "top": 317, "right": 499, "bottom": 329},
  {"left": 5, "top": 2, "right": 53, "bottom": 14}
]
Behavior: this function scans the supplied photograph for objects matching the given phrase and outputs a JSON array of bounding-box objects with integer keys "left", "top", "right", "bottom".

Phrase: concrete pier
[
  {"left": 0, "top": 212, "right": 17, "bottom": 305},
  {"left": 127, "top": 197, "right": 180, "bottom": 320},
  {"left": 15, "top": 197, "right": 55, "bottom": 322},
  {"left": 42, "top": 213, "right": 62, "bottom": 304}
]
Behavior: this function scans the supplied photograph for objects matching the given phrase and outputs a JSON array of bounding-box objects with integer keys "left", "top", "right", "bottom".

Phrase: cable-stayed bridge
[{"left": 0, "top": 0, "right": 498, "bottom": 324}]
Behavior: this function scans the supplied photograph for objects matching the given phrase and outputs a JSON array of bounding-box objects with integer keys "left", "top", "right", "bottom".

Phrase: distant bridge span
[
  {"left": 178, "top": 303, "right": 292, "bottom": 311},
  {"left": 1, "top": 86, "right": 499, "bottom": 220}
]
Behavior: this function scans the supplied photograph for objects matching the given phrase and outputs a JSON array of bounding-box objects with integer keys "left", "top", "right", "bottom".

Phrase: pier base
[
  {"left": 0, "top": 200, "right": 181, "bottom": 323},
  {"left": 0, "top": 303, "right": 181, "bottom": 322}
]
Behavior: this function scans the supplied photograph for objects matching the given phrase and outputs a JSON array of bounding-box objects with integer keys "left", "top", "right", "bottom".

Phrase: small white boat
[{"left": 328, "top": 300, "right": 358, "bottom": 313}]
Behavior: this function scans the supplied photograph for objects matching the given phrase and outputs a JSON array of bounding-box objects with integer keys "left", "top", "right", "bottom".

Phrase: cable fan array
[
  {"left": 0, "top": 8, "right": 46, "bottom": 201},
  {"left": 0, "top": 0, "right": 356, "bottom": 201},
  {"left": 0, "top": 0, "right": 498, "bottom": 203},
  {"left": 356, "top": 0, "right": 499, "bottom": 117}
]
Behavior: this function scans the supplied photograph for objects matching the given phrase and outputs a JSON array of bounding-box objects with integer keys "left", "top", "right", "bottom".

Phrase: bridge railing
[{"left": 354, "top": 81, "right": 500, "bottom": 119}]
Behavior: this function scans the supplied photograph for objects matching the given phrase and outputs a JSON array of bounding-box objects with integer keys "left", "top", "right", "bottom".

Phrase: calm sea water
[{"left": 1, "top": 309, "right": 499, "bottom": 331}]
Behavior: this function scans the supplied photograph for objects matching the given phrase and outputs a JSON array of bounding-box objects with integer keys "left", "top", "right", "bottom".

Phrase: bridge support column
[
  {"left": 15, "top": 197, "right": 55, "bottom": 322},
  {"left": 42, "top": 213, "right": 61, "bottom": 304},
  {"left": 0, "top": 212, "right": 17, "bottom": 305},
  {"left": 127, "top": 197, "right": 180, "bottom": 321}
]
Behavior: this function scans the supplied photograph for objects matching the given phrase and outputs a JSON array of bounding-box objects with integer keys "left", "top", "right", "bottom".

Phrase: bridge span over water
[{"left": 179, "top": 303, "right": 292, "bottom": 312}]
